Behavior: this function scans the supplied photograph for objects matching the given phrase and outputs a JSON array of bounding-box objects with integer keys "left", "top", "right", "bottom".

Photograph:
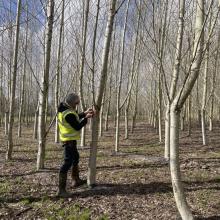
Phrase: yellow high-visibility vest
[{"left": 58, "top": 109, "right": 81, "bottom": 141}]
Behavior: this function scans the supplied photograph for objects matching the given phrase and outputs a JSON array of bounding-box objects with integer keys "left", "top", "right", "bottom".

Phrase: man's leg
[
  {"left": 57, "top": 142, "right": 74, "bottom": 197},
  {"left": 71, "top": 141, "right": 86, "bottom": 187}
]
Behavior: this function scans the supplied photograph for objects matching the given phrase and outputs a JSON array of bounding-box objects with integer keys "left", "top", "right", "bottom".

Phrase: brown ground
[{"left": 0, "top": 121, "right": 220, "bottom": 220}]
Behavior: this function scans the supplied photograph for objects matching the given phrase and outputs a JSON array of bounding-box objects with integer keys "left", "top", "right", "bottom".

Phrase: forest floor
[{"left": 0, "top": 121, "right": 220, "bottom": 220}]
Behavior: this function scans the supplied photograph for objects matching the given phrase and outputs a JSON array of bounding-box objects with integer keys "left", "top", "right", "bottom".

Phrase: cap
[{"left": 65, "top": 93, "right": 79, "bottom": 107}]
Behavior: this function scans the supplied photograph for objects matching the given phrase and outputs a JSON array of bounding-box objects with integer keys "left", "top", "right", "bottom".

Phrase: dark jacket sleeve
[
  {"left": 78, "top": 112, "right": 86, "bottom": 119},
  {"left": 65, "top": 114, "right": 87, "bottom": 131}
]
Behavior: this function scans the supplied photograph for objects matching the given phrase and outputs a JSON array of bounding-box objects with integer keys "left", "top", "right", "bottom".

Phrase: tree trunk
[
  {"left": 87, "top": 0, "right": 117, "bottom": 187},
  {"left": 0, "top": 34, "right": 4, "bottom": 127},
  {"left": 33, "top": 103, "right": 39, "bottom": 140},
  {"left": 18, "top": 7, "right": 29, "bottom": 137},
  {"left": 79, "top": 0, "right": 90, "bottom": 147},
  {"left": 115, "top": 0, "right": 130, "bottom": 152},
  {"left": 201, "top": 26, "right": 211, "bottom": 145},
  {"left": 181, "top": 106, "right": 186, "bottom": 131},
  {"left": 188, "top": 95, "right": 192, "bottom": 136},
  {"left": 6, "top": 0, "right": 22, "bottom": 160},
  {"left": 55, "top": 0, "right": 65, "bottom": 143},
  {"left": 44, "top": 97, "right": 48, "bottom": 124},
  {"left": 104, "top": 71, "right": 112, "bottom": 132},
  {"left": 124, "top": 5, "right": 141, "bottom": 139},
  {"left": 201, "top": 109, "right": 206, "bottom": 145},
  {"left": 91, "top": 0, "right": 100, "bottom": 105},
  {"left": 37, "top": 0, "right": 54, "bottom": 170},
  {"left": 170, "top": 0, "right": 205, "bottom": 218},
  {"left": 170, "top": 105, "right": 193, "bottom": 220},
  {"left": 158, "top": 74, "right": 163, "bottom": 142},
  {"left": 18, "top": 64, "right": 26, "bottom": 137},
  {"left": 131, "top": 57, "right": 140, "bottom": 133},
  {"left": 164, "top": 0, "right": 185, "bottom": 160},
  {"left": 99, "top": 91, "right": 105, "bottom": 137},
  {"left": 5, "top": 111, "right": 9, "bottom": 135},
  {"left": 157, "top": 0, "right": 169, "bottom": 143},
  {"left": 209, "top": 24, "right": 220, "bottom": 131},
  {"left": 104, "top": 30, "right": 115, "bottom": 132},
  {"left": 164, "top": 106, "right": 170, "bottom": 160},
  {"left": 153, "top": 81, "right": 157, "bottom": 129}
]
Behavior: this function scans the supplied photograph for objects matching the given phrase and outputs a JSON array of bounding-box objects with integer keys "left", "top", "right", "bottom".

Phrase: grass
[
  {"left": 98, "top": 215, "right": 109, "bottom": 220},
  {"left": 209, "top": 151, "right": 220, "bottom": 158},
  {"left": 20, "top": 198, "right": 32, "bottom": 205},
  {"left": 42, "top": 203, "right": 92, "bottom": 220},
  {"left": 0, "top": 181, "right": 10, "bottom": 194}
]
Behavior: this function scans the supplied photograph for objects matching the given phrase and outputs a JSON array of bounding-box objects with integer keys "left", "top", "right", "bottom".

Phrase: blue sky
[
  {"left": 0, "top": 0, "right": 17, "bottom": 23},
  {"left": 0, "top": 0, "right": 45, "bottom": 28}
]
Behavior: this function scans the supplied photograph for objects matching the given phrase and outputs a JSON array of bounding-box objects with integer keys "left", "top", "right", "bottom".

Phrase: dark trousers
[{"left": 60, "top": 140, "right": 79, "bottom": 174}]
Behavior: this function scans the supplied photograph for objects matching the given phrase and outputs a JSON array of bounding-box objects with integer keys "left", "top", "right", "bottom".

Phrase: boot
[
  {"left": 71, "top": 165, "right": 86, "bottom": 187},
  {"left": 57, "top": 172, "right": 71, "bottom": 197}
]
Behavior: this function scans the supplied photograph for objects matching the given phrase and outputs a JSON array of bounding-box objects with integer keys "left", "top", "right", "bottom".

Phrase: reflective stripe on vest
[{"left": 58, "top": 109, "right": 81, "bottom": 141}]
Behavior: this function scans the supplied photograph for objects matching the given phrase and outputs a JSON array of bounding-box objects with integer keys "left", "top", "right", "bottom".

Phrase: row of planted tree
[{"left": 1, "top": 0, "right": 220, "bottom": 219}]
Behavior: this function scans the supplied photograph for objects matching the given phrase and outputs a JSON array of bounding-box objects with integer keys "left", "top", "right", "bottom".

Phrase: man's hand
[
  {"left": 84, "top": 108, "right": 93, "bottom": 115},
  {"left": 85, "top": 113, "right": 93, "bottom": 119}
]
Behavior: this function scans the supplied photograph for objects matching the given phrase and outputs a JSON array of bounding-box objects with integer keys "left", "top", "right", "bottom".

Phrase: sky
[
  {"left": 0, "top": 0, "right": 17, "bottom": 24},
  {"left": 0, "top": 0, "right": 45, "bottom": 29}
]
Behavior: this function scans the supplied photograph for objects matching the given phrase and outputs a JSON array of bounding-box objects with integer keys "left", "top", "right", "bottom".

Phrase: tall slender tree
[
  {"left": 124, "top": 5, "right": 141, "bottom": 139},
  {"left": 164, "top": 0, "right": 185, "bottom": 160},
  {"left": 55, "top": 0, "right": 65, "bottom": 143},
  {"left": 79, "top": 0, "right": 90, "bottom": 147},
  {"left": 115, "top": 0, "right": 130, "bottom": 152},
  {"left": 87, "top": 0, "right": 117, "bottom": 187},
  {"left": 18, "top": 3, "right": 29, "bottom": 138},
  {"left": 6, "top": 0, "right": 22, "bottom": 160},
  {"left": 37, "top": 0, "right": 55, "bottom": 170},
  {"left": 169, "top": 0, "right": 205, "bottom": 219}
]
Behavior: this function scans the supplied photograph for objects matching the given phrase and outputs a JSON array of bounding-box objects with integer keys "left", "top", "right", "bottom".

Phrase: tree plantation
[{"left": 0, "top": 0, "right": 220, "bottom": 219}]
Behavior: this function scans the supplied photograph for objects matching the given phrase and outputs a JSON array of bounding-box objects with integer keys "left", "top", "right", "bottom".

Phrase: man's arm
[
  {"left": 65, "top": 114, "right": 87, "bottom": 131},
  {"left": 78, "top": 112, "right": 86, "bottom": 119},
  {"left": 78, "top": 108, "right": 94, "bottom": 119}
]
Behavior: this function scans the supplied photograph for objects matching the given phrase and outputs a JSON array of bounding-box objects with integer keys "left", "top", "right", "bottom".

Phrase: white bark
[
  {"left": 170, "top": 0, "right": 205, "bottom": 219},
  {"left": 99, "top": 91, "right": 105, "bottom": 137},
  {"left": 115, "top": 0, "right": 130, "bottom": 152},
  {"left": 104, "top": 70, "right": 113, "bottom": 131},
  {"left": 0, "top": 35, "right": 3, "bottom": 127},
  {"left": 33, "top": 103, "right": 39, "bottom": 140},
  {"left": 201, "top": 17, "right": 212, "bottom": 145},
  {"left": 131, "top": 57, "right": 141, "bottom": 133},
  {"left": 79, "top": 0, "right": 90, "bottom": 147},
  {"left": 55, "top": 0, "right": 65, "bottom": 143},
  {"left": 164, "top": 106, "right": 170, "bottom": 160},
  {"left": 170, "top": 104, "right": 193, "bottom": 220},
  {"left": 157, "top": 0, "right": 169, "bottom": 143},
  {"left": 6, "top": 0, "right": 22, "bottom": 160},
  {"left": 164, "top": 0, "right": 185, "bottom": 160},
  {"left": 37, "top": 0, "right": 54, "bottom": 170},
  {"left": 104, "top": 29, "right": 116, "bottom": 132},
  {"left": 209, "top": 34, "right": 219, "bottom": 130},
  {"left": 5, "top": 111, "right": 9, "bottom": 135},
  {"left": 125, "top": 6, "right": 141, "bottom": 139},
  {"left": 158, "top": 75, "right": 162, "bottom": 143},
  {"left": 177, "top": 0, "right": 205, "bottom": 108},
  {"left": 18, "top": 7, "right": 28, "bottom": 138},
  {"left": 87, "top": 0, "right": 117, "bottom": 186},
  {"left": 180, "top": 107, "right": 186, "bottom": 131},
  {"left": 188, "top": 95, "right": 192, "bottom": 136},
  {"left": 91, "top": 0, "right": 100, "bottom": 104}
]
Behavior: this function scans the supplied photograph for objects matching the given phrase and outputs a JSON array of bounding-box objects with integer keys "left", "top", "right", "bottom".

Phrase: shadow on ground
[
  {"left": 196, "top": 216, "right": 220, "bottom": 220},
  {"left": 0, "top": 181, "right": 173, "bottom": 204}
]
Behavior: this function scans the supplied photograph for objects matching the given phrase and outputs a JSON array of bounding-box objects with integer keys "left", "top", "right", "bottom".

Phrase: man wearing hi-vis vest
[{"left": 57, "top": 93, "right": 94, "bottom": 197}]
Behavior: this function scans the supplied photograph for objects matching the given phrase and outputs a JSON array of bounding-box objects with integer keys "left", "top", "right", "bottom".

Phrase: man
[{"left": 57, "top": 93, "right": 94, "bottom": 197}]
